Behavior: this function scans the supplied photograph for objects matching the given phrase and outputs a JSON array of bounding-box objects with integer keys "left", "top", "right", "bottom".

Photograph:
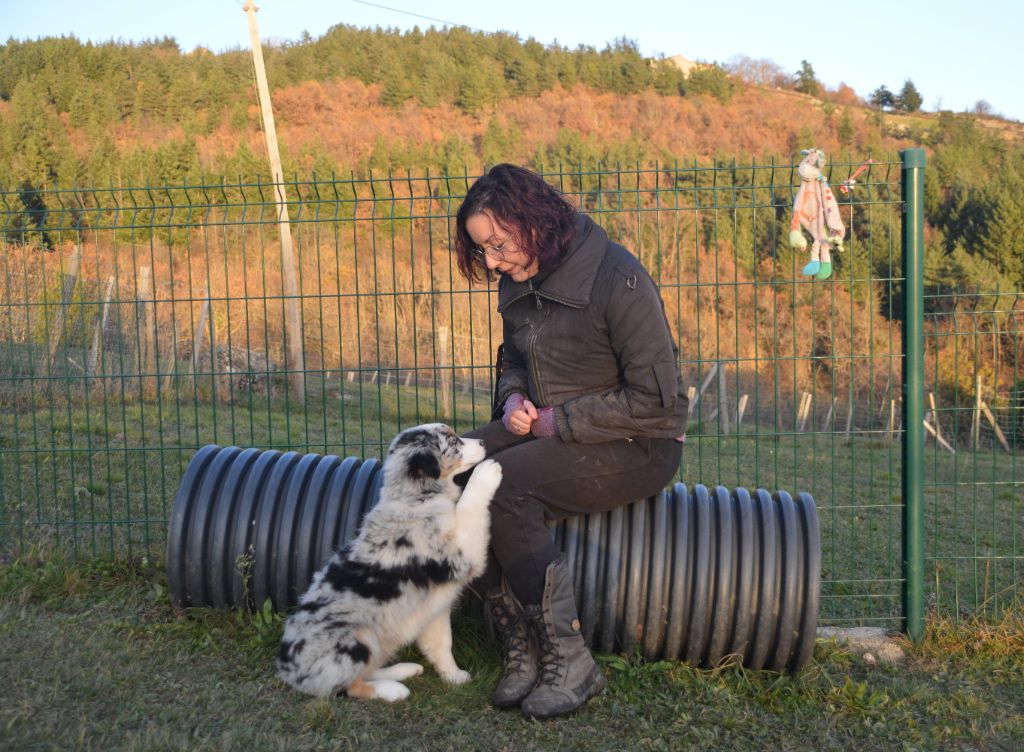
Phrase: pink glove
[
  {"left": 530, "top": 406, "right": 557, "bottom": 438},
  {"left": 501, "top": 393, "right": 527, "bottom": 433}
]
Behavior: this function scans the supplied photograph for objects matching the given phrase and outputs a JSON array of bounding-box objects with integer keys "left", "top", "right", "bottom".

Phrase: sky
[{"left": 3, "top": 0, "right": 1021, "bottom": 122}]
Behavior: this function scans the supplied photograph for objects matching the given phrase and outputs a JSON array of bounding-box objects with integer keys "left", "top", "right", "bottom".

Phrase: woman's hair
[{"left": 454, "top": 164, "right": 578, "bottom": 283}]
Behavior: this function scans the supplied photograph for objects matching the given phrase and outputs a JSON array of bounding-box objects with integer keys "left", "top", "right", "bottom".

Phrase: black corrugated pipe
[{"left": 167, "top": 445, "right": 820, "bottom": 671}]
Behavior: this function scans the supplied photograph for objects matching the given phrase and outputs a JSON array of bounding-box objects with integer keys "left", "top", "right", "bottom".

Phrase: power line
[{"left": 351, "top": 0, "right": 493, "bottom": 35}]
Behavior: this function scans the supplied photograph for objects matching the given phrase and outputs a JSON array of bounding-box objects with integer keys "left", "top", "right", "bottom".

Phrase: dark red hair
[{"left": 454, "top": 164, "right": 578, "bottom": 284}]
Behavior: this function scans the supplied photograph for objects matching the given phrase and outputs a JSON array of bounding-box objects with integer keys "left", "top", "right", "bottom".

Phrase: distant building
[{"left": 666, "top": 54, "right": 699, "bottom": 76}]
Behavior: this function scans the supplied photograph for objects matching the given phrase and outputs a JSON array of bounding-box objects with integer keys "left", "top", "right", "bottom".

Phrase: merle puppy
[{"left": 277, "top": 423, "right": 501, "bottom": 701}]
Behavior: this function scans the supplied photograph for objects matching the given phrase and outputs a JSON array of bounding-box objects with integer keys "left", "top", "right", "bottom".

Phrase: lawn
[
  {"left": 2, "top": 379, "right": 1019, "bottom": 624},
  {"left": 1, "top": 382, "right": 1022, "bottom": 750},
  {"left": 0, "top": 556, "right": 1021, "bottom": 751}
]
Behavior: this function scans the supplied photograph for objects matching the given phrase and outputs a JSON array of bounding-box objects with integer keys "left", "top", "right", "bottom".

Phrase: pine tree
[
  {"left": 794, "top": 60, "right": 820, "bottom": 97},
  {"left": 897, "top": 79, "right": 923, "bottom": 113},
  {"left": 687, "top": 65, "right": 734, "bottom": 103},
  {"left": 837, "top": 112, "right": 855, "bottom": 147},
  {"left": 976, "top": 183, "right": 1024, "bottom": 284},
  {"left": 870, "top": 85, "right": 895, "bottom": 110}
]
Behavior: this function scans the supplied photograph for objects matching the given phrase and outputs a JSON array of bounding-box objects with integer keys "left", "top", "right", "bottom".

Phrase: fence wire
[{"left": 1, "top": 160, "right": 1021, "bottom": 625}]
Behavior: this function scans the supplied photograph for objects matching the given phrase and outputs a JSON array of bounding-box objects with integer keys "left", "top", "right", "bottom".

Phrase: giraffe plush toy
[{"left": 790, "top": 148, "right": 845, "bottom": 280}]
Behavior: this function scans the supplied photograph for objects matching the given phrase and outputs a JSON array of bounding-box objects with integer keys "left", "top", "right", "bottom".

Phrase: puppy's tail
[{"left": 277, "top": 635, "right": 370, "bottom": 698}]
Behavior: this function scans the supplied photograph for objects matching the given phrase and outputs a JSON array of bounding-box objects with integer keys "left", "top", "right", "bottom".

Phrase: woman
[{"left": 455, "top": 164, "right": 687, "bottom": 719}]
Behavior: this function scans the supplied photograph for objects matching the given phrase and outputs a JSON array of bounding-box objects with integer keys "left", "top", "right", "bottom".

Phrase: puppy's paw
[
  {"left": 466, "top": 459, "right": 502, "bottom": 496},
  {"left": 371, "top": 662, "right": 423, "bottom": 682},
  {"left": 373, "top": 680, "right": 411, "bottom": 702},
  {"left": 441, "top": 667, "right": 472, "bottom": 685}
]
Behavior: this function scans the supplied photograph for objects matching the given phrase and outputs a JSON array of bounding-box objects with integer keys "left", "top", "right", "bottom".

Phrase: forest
[{"left": 1, "top": 26, "right": 1023, "bottom": 293}]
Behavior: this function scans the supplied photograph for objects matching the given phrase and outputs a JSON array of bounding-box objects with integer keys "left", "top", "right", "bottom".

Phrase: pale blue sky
[{"left": 3, "top": 0, "right": 1020, "bottom": 121}]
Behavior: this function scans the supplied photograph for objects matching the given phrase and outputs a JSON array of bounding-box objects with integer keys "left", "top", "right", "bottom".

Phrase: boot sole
[
  {"left": 492, "top": 687, "right": 535, "bottom": 709},
  {"left": 521, "top": 668, "right": 607, "bottom": 719}
]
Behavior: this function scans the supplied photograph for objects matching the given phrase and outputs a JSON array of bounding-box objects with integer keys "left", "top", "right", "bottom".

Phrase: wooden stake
[
  {"left": 243, "top": 1, "right": 305, "bottom": 399},
  {"left": 844, "top": 400, "right": 854, "bottom": 442},
  {"left": 879, "top": 375, "right": 891, "bottom": 418},
  {"left": 928, "top": 392, "right": 943, "bottom": 443},
  {"left": 208, "top": 300, "right": 228, "bottom": 403},
  {"left": 137, "top": 266, "right": 157, "bottom": 400},
  {"left": 797, "top": 391, "right": 812, "bottom": 432},
  {"left": 208, "top": 302, "right": 219, "bottom": 402},
  {"left": 688, "top": 362, "right": 718, "bottom": 416},
  {"left": 822, "top": 396, "right": 837, "bottom": 432},
  {"left": 162, "top": 322, "right": 179, "bottom": 395},
  {"left": 87, "top": 275, "right": 115, "bottom": 382},
  {"left": 888, "top": 398, "right": 896, "bottom": 444},
  {"left": 192, "top": 292, "right": 210, "bottom": 393},
  {"left": 437, "top": 325, "right": 451, "bottom": 417},
  {"left": 737, "top": 394, "right": 749, "bottom": 427},
  {"left": 980, "top": 400, "right": 1012, "bottom": 454},
  {"left": 717, "top": 361, "right": 730, "bottom": 435},
  {"left": 972, "top": 375, "right": 982, "bottom": 450},
  {"left": 46, "top": 245, "right": 81, "bottom": 370},
  {"left": 923, "top": 419, "right": 956, "bottom": 454}
]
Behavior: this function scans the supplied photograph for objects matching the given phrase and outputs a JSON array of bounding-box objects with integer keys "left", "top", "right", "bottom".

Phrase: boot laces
[
  {"left": 503, "top": 613, "right": 532, "bottom": 673},
  {"left": 490, "top": 596, "right": 531, "bottom": 673},
  {"left": 534, "top": 624, "right": 565, "bottom": 684}
]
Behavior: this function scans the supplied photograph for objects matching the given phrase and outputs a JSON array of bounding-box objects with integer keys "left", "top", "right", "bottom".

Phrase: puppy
[{"left": 277, "top": 423, "right": 501, "bottom": 701}]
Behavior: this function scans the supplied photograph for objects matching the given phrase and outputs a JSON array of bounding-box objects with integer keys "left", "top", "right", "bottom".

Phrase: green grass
[
  {"left": 1, "top": 383, "right": 1020, "bottom": 624},
  {"left": 683, "top": 429, "right": 1021, "bottom": 624},
  {"left": 1, "top": 556, "right": 1021, "bottom": 751},
  {"left": 0, "top": 377, "right": 495, "bottom": 560}
]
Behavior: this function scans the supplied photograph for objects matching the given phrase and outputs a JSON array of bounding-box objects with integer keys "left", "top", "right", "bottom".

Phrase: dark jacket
[{"left": 494, "top": 214, "right": 688, "bottom": 443}]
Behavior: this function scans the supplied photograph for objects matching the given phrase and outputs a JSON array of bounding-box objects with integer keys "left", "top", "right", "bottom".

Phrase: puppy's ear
[{"left": 407, "top": 450, "right": 441, "bottom": 480}]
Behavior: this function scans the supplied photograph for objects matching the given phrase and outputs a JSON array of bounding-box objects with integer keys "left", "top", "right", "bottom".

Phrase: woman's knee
[{"left": 488, "top": 488, "right": 531, "bottom": 528}]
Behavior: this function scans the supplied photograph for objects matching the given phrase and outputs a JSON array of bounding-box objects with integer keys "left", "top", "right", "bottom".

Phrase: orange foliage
[{"left": 95, "top": 77, "right": 918, "bottom": 175}]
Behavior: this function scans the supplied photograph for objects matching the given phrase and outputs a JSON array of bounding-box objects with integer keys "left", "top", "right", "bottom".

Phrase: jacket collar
[{"left": 497, "top": 214, "right": 606, "bottom": 312}]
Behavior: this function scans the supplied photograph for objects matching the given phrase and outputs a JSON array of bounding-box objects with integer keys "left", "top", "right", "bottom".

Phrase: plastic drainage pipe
[{"left": 167, "top": 445, "right": 821, "bottom": 671}]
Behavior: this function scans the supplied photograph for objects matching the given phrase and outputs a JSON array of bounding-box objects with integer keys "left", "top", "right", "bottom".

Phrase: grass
[
  {"left": 683, "top": 428, "right": 1022, "bottom": 623},
  {"left": 1, "top": 382, "right": 1021, "bottom": 624},
  {"left": 1, "top": 555, "right": 1022, "bottom": 751},
  {"left": 0, "top": 376, "right": 495, "bottom": 559}
]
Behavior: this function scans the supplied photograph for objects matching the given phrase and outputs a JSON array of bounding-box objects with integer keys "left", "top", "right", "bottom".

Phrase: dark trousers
[{"left": 463, "top": 420, "right": 682, "bottom": 606}]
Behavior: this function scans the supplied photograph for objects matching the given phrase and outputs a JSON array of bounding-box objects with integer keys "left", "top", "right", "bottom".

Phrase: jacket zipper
[{"left": 527, "top": 279, "right": 549, "bottom": 406}]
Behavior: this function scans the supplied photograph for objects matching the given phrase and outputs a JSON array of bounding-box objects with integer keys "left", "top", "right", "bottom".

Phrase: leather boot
[
  {"left": 520, "top": 555, "right": 606, "bottom": 719},
  {"left": 485, "top": 580, "right": 540, "bottom": 708}
]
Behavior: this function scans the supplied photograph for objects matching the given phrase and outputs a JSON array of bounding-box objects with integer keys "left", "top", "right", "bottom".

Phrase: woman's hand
[{"left": 502, "top": 393, "right": 538, "bottom": 435}]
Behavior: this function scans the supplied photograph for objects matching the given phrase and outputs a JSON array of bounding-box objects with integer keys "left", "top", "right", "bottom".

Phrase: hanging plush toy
[{"left": 790, "top": 148, "right": 845, "bottom": 280}]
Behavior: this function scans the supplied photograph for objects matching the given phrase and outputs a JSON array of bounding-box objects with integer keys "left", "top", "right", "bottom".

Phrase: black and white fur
[{"left": 277, "top": 423, "right": 501, "bottom": 701}]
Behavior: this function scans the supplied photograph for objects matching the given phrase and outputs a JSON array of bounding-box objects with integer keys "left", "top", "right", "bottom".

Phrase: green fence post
[{"left": 901, "top": 147, "right": 926, "bottom": 641}]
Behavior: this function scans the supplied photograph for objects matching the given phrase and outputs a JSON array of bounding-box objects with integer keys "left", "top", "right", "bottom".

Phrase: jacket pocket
[{"left": 653, "top": 361, "right": 678, "bottom": 408}]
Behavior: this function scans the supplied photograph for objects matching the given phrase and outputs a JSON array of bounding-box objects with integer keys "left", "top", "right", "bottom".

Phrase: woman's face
[{"left": 465, "top": 211, "right": 539, "bottom": 283}]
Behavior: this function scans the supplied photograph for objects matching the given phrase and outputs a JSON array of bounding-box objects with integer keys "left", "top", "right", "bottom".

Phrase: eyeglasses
[{"left": 470, "top": 236, "right": 512, "bottom": 262}]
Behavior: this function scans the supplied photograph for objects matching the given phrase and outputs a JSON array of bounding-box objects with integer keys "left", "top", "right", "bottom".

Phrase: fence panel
[
  {"left": 923, "top": 289, "right": 1023, "bottom": 621},
  {"left": 1, "top": 162, "right": 1020, "bottom": 625}
]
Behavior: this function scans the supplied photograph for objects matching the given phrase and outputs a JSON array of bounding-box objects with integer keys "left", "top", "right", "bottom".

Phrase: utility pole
[{"left": 243, "top": 1, "right": 305, "bottom": 398}]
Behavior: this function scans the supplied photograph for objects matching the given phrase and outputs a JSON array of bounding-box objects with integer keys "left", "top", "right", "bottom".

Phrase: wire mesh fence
[{"left": 1, "top": 159, "right": 1021, "bottom": 626}]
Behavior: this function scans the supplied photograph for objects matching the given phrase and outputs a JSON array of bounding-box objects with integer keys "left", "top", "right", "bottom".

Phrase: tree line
[{"left": 1, "top": 27, "right": 1022, "bottom": 293}]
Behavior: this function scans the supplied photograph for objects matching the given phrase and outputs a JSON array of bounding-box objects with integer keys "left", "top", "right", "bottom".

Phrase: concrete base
[{"left": 816, "top": 626, "right": 907, "bottom": 665}]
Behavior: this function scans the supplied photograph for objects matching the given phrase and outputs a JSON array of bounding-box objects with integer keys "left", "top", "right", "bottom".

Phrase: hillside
[{"left": 1, "top": 29, "right": 1023, "bottom": 292}]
